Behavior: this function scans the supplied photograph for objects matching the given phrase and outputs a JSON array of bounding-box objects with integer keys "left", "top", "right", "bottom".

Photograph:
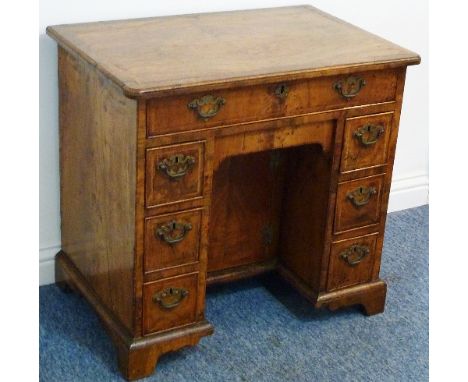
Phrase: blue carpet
[{"left": 40, "top": 205, "right": 428, "bottom": 382}]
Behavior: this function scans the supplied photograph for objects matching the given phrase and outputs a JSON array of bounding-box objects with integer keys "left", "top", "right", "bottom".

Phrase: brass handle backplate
[
  {"left": 347, "top": 186, "right": 377, "bottom": 207},
  {"left": 156, "top": 220, "right": 192, "bottom": 245},
  {"left": 188, "top": 95, "right": 226, "bottom": 120},
  {"left": 354, "top": 124, "right": 385, "bottom": 146},
  {"left": 340, "top": 244, "right": 370, "bottom": 266},
  {"left": 334, "top": 75, "right": 366, "bottom": 99},
  {"left": 153, "top": 287, "right": 189, "bottom": 309},
  {"left": 275, "top": 83, "right": 289, "bottom": 100},
  {"left": 158, "top": 154, "right": 195, "bottom": 180}
]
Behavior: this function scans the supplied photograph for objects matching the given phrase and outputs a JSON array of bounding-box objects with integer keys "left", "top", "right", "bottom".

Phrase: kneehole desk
[{"left": 47, "top": 5, "right": 420, "bottom": 380}]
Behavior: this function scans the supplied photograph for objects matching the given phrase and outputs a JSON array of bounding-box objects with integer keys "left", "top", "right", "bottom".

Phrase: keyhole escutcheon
[{"left": 275, "top": 83, "right": 289, "bottom": 100}]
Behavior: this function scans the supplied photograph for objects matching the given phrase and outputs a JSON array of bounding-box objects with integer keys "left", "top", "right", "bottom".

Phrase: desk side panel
[
  {"left": 279, "top": 144, "right": 334, "bottom": 291},
  {"left": 58, "top": 47, "right": 137, "bottom": 331}
]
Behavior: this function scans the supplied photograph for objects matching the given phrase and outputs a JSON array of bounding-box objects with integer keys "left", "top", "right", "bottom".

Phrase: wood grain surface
[
  {"left": 334, "top": 174, "right": 385, "bottom": 233},
  {"left": 47, "top": 6, "right": 419, "bottom": 97},
  {"left": 145, "top": 209, "right": 203, "bottom": 273},
  {"left": 327, "top": 233, "right": 379, "bottom": 291},
  {"left": 58, "top": 47, "right": 136, "bottom": 331},
  {"left": 146, "top": 69, "right": 397, "bottom": 135}
]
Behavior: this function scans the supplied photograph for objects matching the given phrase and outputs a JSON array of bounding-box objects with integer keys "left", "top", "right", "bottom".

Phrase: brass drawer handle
[
  {"left": 340, "top": 244, "right": 370, "bottom": 266},
  {"left": 334, "top": 75, "right": 366, "bottom": 99},
  {"left": 347, "top": 186, "right": 377, "bottom": 207},
  {"left": 158, "top": 154, "right": 196, "bottom": 180},
  {"left": 275, "top": 83, "right": 289, "bottom": 99},
  {"left": 156, "top": 220, "right": 192, "bottom": 245},
  {"left": 188, "top": 95, "right": 226, "bottom": 120},
  {"left": 153, "top": 287, "right": 189, "bottom": 309},
  {"left": 354, "top": 124, "right": 385, "bottom": 146}
]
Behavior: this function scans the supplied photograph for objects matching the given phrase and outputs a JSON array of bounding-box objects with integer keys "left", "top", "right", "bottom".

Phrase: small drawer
[
  {"left": 327, "top": 233, "right": 378, "bottom": 291},
  {"left": 145, "top": 209, "right": 202, "bottom": 273},
  {"left": 143, "top": 273, "right": 199, "bottom": 334},
  {"left": 334, "top": 175, "right": 384, "bottom": 233},
  {"left": 146, "top": 70, "right": 397, "bottom": 137},
  {"left": 145, "top": 141, "right": 205, "bottom": 207},
  {"left": 340, "top": 112, "right": 393, "bottom": 173}
]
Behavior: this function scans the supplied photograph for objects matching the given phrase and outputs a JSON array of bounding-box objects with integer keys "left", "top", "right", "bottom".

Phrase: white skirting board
[
  {"left": 387, "top": 173, "right": 429, "bottom": 213},
  {"left": 39, "top": 245, "right": 61, "bottom": 286},
  {"left": 39, "top": 173, "right": 429, "bottom": 286}
]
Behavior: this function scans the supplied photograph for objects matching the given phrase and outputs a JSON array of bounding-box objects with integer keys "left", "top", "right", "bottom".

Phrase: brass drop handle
[
  {"left": 340, "top": 244, "right": 370, "bottom": 266},
  {"left": 347, "top": 186, "right": 377, "bottom": 207},
  {"left": 156, "top": 220, "right": 192, "bottom": 245},
  {"left": 188, "top": 95, "right": 226, "bottom": 120},
  {"left": 153, "top": 287, "right": 189, "bottom": 309},
  {"left": 334, "top": 75, "right": 366, "bottom": 99},
  {"left": 158, "top": 154, "right": 196, "bottom": 180},
  {"left": 354, "top": 124, "right": 385, "bottom": 146}
]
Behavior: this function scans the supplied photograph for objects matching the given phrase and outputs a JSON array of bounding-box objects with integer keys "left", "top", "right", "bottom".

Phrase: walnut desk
[{"left": 47, "top": 6, "right": 420, "bottom": 380}]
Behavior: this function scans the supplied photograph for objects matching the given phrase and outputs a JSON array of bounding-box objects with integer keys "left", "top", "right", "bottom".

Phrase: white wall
[{"left": 39, "top": 0, "right": 428, "bottom": 285}]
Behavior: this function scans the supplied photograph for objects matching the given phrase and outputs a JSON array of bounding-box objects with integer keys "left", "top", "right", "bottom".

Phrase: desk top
[{"left": 47, "top": 5, "right": 420, "bottom": 97}]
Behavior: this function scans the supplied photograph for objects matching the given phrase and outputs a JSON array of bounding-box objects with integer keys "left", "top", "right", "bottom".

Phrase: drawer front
[
  {"left": 147, "top": 70, "right": 397, "bottom": 136},
  {"left": 143, "top": 273, "right": 198, "bottom": 334},
  {"left": 145, "top": 209, "right": 202, "bottom": 273},
  {"left": 327, "top": 233, "right": 378, "bottom": 291},
  {"left": 146, "top": 141, "right": 205, "bottom": 207},
  {"left": 341, "top": 112, "right": 393, "bottom": 173},
  {"left": 334, "top": 175, "right": 384, "bottom": 233}
]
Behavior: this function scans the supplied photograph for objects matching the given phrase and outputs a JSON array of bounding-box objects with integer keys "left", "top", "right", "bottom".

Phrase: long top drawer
[{"left": 146, "top": 69, "right": 398, "bottom": 137}]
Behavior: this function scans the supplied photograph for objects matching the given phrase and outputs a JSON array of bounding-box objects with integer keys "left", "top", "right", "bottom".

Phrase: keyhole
[{"left": 276, "top": 84, "right": 288, "bottom": 99}]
